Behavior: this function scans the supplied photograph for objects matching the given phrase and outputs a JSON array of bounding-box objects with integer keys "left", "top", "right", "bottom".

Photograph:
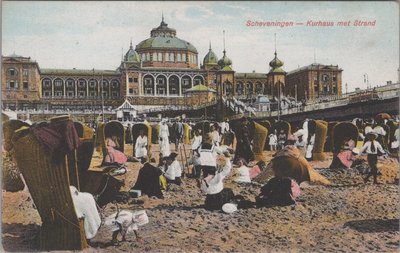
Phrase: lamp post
[{"left": 277, "top": 80, "right": 281, "bottom": 121}]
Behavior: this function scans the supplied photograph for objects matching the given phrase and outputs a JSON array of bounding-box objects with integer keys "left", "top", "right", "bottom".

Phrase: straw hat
[
  {"left": 222, "top": 203, "right": 237, "bottom": 214},
  {"left": 366, "top": 131, "right": 378, "bottom": 138},
  {"left": 166, "top": 152, "right": 178, "bottom": 160}
]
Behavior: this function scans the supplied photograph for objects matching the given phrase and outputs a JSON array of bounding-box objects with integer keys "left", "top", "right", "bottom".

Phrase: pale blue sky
[{"left": 2, "top": 1, "right": 399, "bottom": 91}]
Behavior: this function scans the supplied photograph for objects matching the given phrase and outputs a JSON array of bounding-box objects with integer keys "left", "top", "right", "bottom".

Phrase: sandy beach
[{"left": 2, "top": 144, "right": 399, "bottom": 252}]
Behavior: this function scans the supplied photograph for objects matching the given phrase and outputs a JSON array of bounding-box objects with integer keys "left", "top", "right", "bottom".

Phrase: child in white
[
  {"left": 233, "top": 158, "right": 251, "bottom": 183},
  {"left": 268, "top": 130, "right": 278, "bottom": 151}
]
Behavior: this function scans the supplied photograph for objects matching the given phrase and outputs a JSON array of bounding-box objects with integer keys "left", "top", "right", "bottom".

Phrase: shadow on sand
[
  {"left": 2, "top": 223, "right": 40, "bottom": 252},
  {"left": 344, "top": 219, "right": 399, "bottom": 233}
]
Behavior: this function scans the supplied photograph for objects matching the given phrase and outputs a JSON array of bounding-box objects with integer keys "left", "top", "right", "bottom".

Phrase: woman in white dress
[
  {"left": 159, "top": 119, "right": 171, "bottom": 157},
  {"left": 135, "top": 130, "right": 148, "bottom": 163}
]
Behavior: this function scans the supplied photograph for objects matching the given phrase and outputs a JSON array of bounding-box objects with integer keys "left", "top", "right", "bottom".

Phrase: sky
[{"left": 2, "top": 1, "right": 399, "bottom": 92}]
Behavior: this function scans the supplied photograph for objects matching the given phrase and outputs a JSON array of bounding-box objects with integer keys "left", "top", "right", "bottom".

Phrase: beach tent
[
  {"left": 132, "top": 122, "right": 152, "bottom": 157},
  {"left": 307, "top": 119, "right": 328, "bottom": 161},
  {"left": 332, "top": 122, "right": 359, "bottom": 154},
  {"left": 253, "top": 122, "right": 268, "bottom": 160}
]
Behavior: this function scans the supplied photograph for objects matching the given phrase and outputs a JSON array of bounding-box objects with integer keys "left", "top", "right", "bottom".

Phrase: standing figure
[
  {"left": 360, "top": 131, "right": 386, "bottom": 184},
  {"left": 135, "top": 130, "right": 148, "bottom": 163},
  {"left": 277, "top": 130, "right": 287, "bottom": 150},
  {"left": 159, "top": 119, "right": 171, "bottom": 157},
  {"left": 125, "top": 124, "right": 133, "bottom": 144},
  {"left": 268, "top": 130, "right": 278, "bottom": 151},
  {"left": 174, "top": 118, "right": 184, "bottom": 151},
  {"left": 210, "top": 125, "right": 220, "bottom": 146},
  {"left": 233, "top": 117, "right": 254, "bottom": 164}
]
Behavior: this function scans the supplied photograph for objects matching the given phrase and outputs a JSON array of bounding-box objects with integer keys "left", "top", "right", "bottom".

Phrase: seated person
[
  {"left": 105, "top": 135, "right": 127, "bottom": 164},
  {"left": 256, "top": 176, "right": 300, "bottom": 207},
  {"left": 161, "top": 153, "right": 182, "bottom": 186},
  {"left": 249, "top": 160, "right": 267, "bottom": 179},
  {"left": 330, "top": 139, "right": 357, "bottom": 169},
  {"left": 233, "top": 158, "right": 251, "bottom": 184},
  {"left": 201, "top": 153, "right": 235, "bottom": 211},
  {"left": 132, "top": 158, "right": 164, "bottom": 199}
]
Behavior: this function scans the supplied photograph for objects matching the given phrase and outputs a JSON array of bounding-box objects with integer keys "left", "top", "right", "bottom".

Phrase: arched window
[
  {"left": 43, "top": 79, "right": 51, "bottom": 88},
  {"left": 146, "top": 53, "right": 150, "bottom": 61},
  {"left": 169, "top": 75, "right": 179, "bottom": 95},
  {"left": 66, "top": 79, "right": 74, "bottom": 88},
  {"left": 54, "top": 79, "right": 63, "bottom": 88},
  {"left": 165, "top": 52, "right": 169, "bottom": 62},
  {"left": 153, "top": 52, "right": 158, "bottom": 61},
  {"left": 89, "top": 79, "right": 97, "bottom": 88},
  {"left": 102, "top": 80, "right": 109, "bottom": 88},
  {"left": 177, "top": 53, "right": 181, "bottom": 62},
  {"left": 78, "top": 79, "right": 86, "bottom": 88},
  {"left": 143, "top": 75, "right": 155, "bottom": 95},
  {"left": 182, "top": 53, "right": 186, "bottom": 62},
  {"left": 158, "top": 52, "right": 162, "bottom": 61},
  {"left": 170, "top": 53, "right": 174, "bottom": 62},
  {"left": 141, "top": 53, "right": 146, "bottom": 61},
  {"left": 111, "top": 80, "right": 119, "bottom": 89}
]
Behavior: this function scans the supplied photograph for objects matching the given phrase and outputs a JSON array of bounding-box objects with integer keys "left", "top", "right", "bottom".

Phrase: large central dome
[
  {"left": 136, "top": 18, "right": 198, "bottom": 54},
  {"left": 134, "top": 17, "right": 199, "bottom": 69}
]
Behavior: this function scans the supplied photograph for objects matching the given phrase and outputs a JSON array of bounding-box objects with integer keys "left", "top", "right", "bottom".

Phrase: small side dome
[
  {"left": 269, "top": 52, "right": 284, "bottom": 68},
  {"left": 218, "top": 51, "right": 232, "bottom": 68},
  {"left": 203, "top": 43, "right": 219, "bottom": 65},
  {"left": 125, "top": 41, "right": 141, "bottom": 63}
]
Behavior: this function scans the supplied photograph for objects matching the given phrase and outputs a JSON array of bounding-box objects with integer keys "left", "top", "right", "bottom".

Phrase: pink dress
[
  {"left": 337, "top": 150, "right": 354, "bottom": 168},
  {"left": 105, "top": 138, "right": 127, "bottom": 164},
  {"left": 249, "top": 165, "right": 261, "bottom": 179}
]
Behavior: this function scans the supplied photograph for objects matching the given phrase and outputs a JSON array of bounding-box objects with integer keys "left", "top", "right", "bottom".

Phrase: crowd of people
[
  {"left": 107, "top": 114, "right": 396, "bottom": 219},
  {"left": 10, "top": 113, "right": 396, "bottom": 246}
]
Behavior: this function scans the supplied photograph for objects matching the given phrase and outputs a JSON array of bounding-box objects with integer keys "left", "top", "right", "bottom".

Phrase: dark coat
[{"left": 132, "top": 163, "right": 163, "bottom": 199}]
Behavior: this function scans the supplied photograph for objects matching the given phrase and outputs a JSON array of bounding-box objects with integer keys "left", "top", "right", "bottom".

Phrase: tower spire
[
  {"left": 162, "top": 12, "right": 164, "bottom": 22},
  {"left": 274, "top": 33, "right": 277, "bottom": 56},
  {"left": 209, "top": 41, "right": 211, "bottom": 51},
  {"left": 223, "top": 30, "right": 226, "bottom": 55},
  {"left": 130, "top": 38, "right": 133, "bottom": 49}
]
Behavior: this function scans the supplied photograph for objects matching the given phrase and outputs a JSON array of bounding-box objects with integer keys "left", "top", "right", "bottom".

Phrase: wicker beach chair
[{"left": 13, "top": 117, "right": 88, "bottom": 251}]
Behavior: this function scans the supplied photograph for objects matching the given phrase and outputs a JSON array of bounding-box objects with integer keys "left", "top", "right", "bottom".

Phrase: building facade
[
  {"left": 1, "top": 18, "right": 342, "bottom": 111},
  {"left": 285, "top": 64, "right": 343, "bottom": 100}
]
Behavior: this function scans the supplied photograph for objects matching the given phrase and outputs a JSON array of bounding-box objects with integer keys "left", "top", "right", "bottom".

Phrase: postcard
[{"left": 2, "top": 1, "right": 399, "bottom": 252}]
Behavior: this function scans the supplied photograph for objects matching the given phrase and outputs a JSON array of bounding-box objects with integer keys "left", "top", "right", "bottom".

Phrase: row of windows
[
  {"left": 314, "top": 74, "right": 337, "bottom": 82},
  {"left": 42, "top": 79, "right": 120, "bottom": 89},
  {"left": 42, "top": 91, "right": 120, "bottom": 98},
  {"left": 128, "top": 77, "right": 138, "bottom": 83},
  {"left": 7, "top": 68, "right": 29, "bottom": 77},
  {"left": 140, "top": 52, "right": 197, "bottom": 64},
  {"left": 6, "top": 81, "right": 29, "bottom": 89}
]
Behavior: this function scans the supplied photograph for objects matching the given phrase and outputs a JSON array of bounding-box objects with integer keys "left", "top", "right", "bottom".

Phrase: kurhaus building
[{"left": 1, "top": 17, "right": 342, "bottom": 111}]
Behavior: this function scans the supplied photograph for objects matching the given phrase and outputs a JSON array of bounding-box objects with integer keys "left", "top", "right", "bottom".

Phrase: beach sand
[{"left": 2, "top": 144, "right": 399, "bottom": 252}]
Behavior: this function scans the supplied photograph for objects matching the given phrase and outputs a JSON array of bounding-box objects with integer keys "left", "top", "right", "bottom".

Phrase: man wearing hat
[
  {"left": 163, "top": 152, "right": 182, "bottom": 186},
  {"left": 359, "top": 131, "right": 386, "bottom": 184}
]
